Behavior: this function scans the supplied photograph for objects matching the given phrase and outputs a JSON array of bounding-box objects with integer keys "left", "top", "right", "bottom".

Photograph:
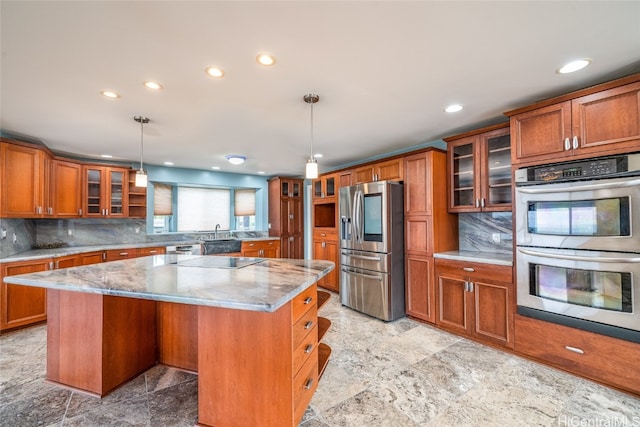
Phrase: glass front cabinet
[
  {"left": 84, "top": 166, "right": 128, "bottom": 217},
  {"left": 446, "top": 124, "right": 511, "bottom": 213}
]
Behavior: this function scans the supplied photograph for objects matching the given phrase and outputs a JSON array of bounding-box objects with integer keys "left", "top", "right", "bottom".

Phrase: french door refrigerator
[{"left": 339, "top": 180, "right": 405, "bottom": 321}]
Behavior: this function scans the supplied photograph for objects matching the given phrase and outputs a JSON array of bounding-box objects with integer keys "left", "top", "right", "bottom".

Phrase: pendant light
[
  {"left": 134, "top": 115, "right": 150, "bottom": 187},
  {"left": 304, "top": 93, "right": 319, "bottom": 179}
]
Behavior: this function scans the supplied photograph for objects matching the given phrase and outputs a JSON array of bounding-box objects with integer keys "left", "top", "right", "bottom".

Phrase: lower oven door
[
  {"left": 340, "top": 265, "right": 401, "bottom": 321},
  {"left": 516, "top": 246, "right": 640, "bottom": 334}
]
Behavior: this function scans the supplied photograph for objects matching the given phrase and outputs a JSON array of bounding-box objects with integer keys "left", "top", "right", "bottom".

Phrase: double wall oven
[{"left": 515, "top": 153, "right": 640, "bottom": 342}]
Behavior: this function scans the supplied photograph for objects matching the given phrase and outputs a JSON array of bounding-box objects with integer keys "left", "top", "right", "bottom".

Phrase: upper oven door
[{"left": 515, "top": 175, "right": 640, "bottom": 252}]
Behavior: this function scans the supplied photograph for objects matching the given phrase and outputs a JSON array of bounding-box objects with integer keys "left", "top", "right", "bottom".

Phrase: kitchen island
[{"left": 3, "top": 255, "right": 334, "bottom": 427}]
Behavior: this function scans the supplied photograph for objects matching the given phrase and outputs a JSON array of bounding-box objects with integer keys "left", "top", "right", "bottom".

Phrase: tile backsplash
[{"left": 458, "top": 212, "right": 512, "bottom": 254}]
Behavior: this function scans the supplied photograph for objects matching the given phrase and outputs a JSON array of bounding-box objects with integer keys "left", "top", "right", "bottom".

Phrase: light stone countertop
[
  {"left": 433, "top": 250, "right": 513, "bottom": 266},
  {"left": 3, "top": 255, "right": 334, "bottom": 312}
]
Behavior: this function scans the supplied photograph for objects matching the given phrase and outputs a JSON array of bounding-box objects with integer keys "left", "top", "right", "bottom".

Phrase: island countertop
[{"left": 3, "top": 255, "right": 335, "bottom": 313}]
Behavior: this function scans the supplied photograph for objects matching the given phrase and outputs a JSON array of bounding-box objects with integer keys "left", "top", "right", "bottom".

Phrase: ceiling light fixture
[
  {"left": 205, "top": 67, "right": 225, "bottom": 78},
  {"left": 226, "top": 155, "right": 246, "bottom": 165},
  {"left": 144, "top": 81, "right": 163, "bottom": 90},
  {"left": 100, "top": 154, "right": 113, "bottom": 158},
  {"left": 557, "top": 59, "right": 592, "bottom": 74},
  {"left": 304, "top": 93, "right": 320, "bottom": 179},
  {"left": 256, "top": 53, "right": 275, "bottom": 66},
  {"left": 444, "top": 104, "right": 463, "bottom": 113},
  {"left": 101, "top": 90, "right": 120, "bottom": 99},
  {"left": 133, "top": 115, "right": 150, "bottom": 187},
  {"left": 164, "top": 161, "right": 174, "bottom": 166}
]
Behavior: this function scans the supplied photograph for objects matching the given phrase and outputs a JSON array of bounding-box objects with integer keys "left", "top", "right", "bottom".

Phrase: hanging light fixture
[
  {"left": 134, "top": 115, "right": 150, "bottom": 187},
  {"left": 304, "top": 93, "right": 319, "bottom": 179}
]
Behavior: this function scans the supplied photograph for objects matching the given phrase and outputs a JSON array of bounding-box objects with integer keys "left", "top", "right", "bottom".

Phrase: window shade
[
  {"left": 235, "top": 189, "right": 256, "bottom": 216},
  {"left": 177, "top": 187, "right": 230, "bottom": 231},
  {"left": 153, "top": 183, "right": 173, "bottom": 215}
]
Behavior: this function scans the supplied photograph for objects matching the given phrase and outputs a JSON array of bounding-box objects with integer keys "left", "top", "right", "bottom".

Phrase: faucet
[{"left": 214, "top": 224, "right": 221, "bottom": 240}]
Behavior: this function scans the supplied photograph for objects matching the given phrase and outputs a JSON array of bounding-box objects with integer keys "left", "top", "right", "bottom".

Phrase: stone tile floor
[{"left": 1, "top": 292, "right": 639, "bottom": 426}]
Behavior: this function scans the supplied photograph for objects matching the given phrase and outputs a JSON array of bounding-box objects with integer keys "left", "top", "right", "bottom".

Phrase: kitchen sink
[{"left": 202, "top": 239, "right": 242, "bottom": 255}]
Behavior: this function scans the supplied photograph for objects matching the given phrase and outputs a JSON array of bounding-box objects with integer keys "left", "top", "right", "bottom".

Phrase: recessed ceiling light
[
  {"left": 225, "top": 155, "right": 246, "bottom": 165},
  {"left": 211, "top": 166, "right": 221, "bottom": 170},
  {"left": 444, "top": 104, "right": 463, "bottom": 113},
  {"left": 100, "top": 90, "right": 120, "bottom": 99},
  {"left": 100, "top": 154, "right": 113, "bottom": 158},
  {"left": 314, "top": 153, "right": 323, "bottom": 158},
  {"left": 144, "top": 81, "right": 163, "bottom": 90},
  {"left": 256, "top": 53, "right": 275, "bottom": 66},
  {"left": 164, "top": 161, "right": 174, "bottom": 166},
  {"left": 257, "top": 171, "right": 265, "bottom": 175},
  {"left": 205, "top": 67, "right": 225, "bottom": 78},
  {"left": 557, "top": 59, "right": 592, "bottom": 74}
]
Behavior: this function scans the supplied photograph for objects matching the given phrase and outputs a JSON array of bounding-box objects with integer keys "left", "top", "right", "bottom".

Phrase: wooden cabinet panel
[
  {"left": 1, "top": 258, "right": 51, "bottom": 331},
  {"left": 515, "top": 314, "right": 640, "bottom": 395},
  {"left": 405, "top": 256, "right": 435, "bottom": 323},
  {"left": 405, "top": 217, "right": 432, "bottom": 255},
  {"left": 352, "top": 158, "right": 403, "bottom": 184},
  {"left": 0, "top": 142, "right": 46, "bottom": 217},
  {"left": 138, "top": 246, "right": 165, "bottom": 256},
  {"left": 241, "top": 239, "right": 280, "bottom": 258},
  {"left": 404, "top": 153, "right": 433, "bottom": 215},
  {"left": 269, "top": 177, "right": 303, "bottom": 259},
  {"left": 435, "top": 258, "right": 513, "bottom": 348},
  {"left": 78, "top": 251, "right": 104, "bottom": 265},
  {"left": 157, "top": 302, "right": 198, "bottom": 372},
  {"left": 127, "top": 170, "right": 147, "bottom": 218},
  {"left": 511, "top": 102, "right": 571, "bottom": 164},
  {"left": 83, "top": 166, "right": 128, "bottom": 218},
  {"left": 49, "top": 159, "right": 83, "bottom": 217},
  {"left": 313, "top": 237, "right": 338, "bottom": 292},
  {"left": 312, "top": 173, "right": 337, "bottom": 200},
  {"left": 54, "top": 254, "right": 79, "bottom": 269},
  {"left": 103, "top": 248, "right": 139, "bottom": 261}
]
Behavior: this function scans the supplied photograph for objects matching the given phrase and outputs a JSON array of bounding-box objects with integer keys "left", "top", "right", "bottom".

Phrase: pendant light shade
[
  {"left": 304, "top": 94, "right": 320, "bottom": 179},
  {"left": 134, "top": 116, "right": 150, "bottom": 187}
]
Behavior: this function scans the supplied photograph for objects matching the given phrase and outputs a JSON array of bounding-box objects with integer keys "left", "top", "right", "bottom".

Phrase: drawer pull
[
  {"left": 462, "top": 267, "right": 475, "bottom": 272},
  {"left": 304, "top": 344, "right": 314, "bottom": 353},
  {"left": 304, "top": 296, "right": 313, "bottom": 305},
  {"left": 564, "top": 346, "right": 585, "bottom": 355},
  {"left": 149, "top": 250, "right": 157, "bottom": 254},
  {"left": 304, "top": 321, "right": 314, "bottom": 330},
  {"left": 304, "top": 378, "right": 314, "bottom": 390},
  {"left": 119, "top": 252, "right": 128, "bottom": 256}
]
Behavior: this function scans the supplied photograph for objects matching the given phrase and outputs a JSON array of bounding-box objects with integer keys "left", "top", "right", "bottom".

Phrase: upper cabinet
[
  {"left": 83, "top": 165, "right": 128, "bottom": 218},
  {"left": 445, "top": 124, "right": 512, "bottom": 213},
  {"left": 352, "top": 158, "right": 403, "bottom": 184},
  {"left": 0, "top": 141, "right": 46, "bottom": 218},
  {"left": 127, "top": 170, "right": 147, "bottom": 218},
  {"left": 268, "top": 177, "right": 304, "bottom": 259},
  {"left": 49, "top": 159, "right": 83, "bottom": 217},
  {"left": 312, "top": 173, "right": 337, "bottom": 201},
  {"left": 508, "top": 78, "right": 640, "bottom": 166}
]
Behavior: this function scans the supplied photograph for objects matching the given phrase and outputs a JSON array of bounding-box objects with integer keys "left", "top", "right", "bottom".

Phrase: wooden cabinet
[
  {"left": 83, "top": 165, "right": 128, "bottom": 218},
  {"left": 435, "top": 258, "right": 513, "bottom": 348},
  {"left": 138, "top": 246, "right": 165, "bottom": 257},
  {"left": 445, "top": 124, "right": 511, "bottom": 213},
  {"left": 241, "top": 239, "right": 280, "bottom": 258},
  {"left": 515, "top": 314, "right": 640, "bottom": 395},
  {"left": 77, "top": 251, "right": 105, "bottom": 265},
  {"left": 352, "top": 158, "right": 403, "bottom": 184},
  {"left": 48, "top": 159, "right": 83, "bottom": 217},
  {"left": 338, "top": 170, "right": 352, "bottom": 187},
  {"left": 1, "top": 258, "right": 50, "bottom": 331},
  {"left": 127, "top": 170, "right": 147, "bottom": 218},
  {"left": 508, "top": 78, "right": 640, "bottom": 166},
  {"left": 103, "top": 248, "right": 139, "bottom": 261},
  {"left": 313, "top": 230, "right": 339, "bottom": 292},
  {"left": 268, "top": 177, "right": 304, "bottom": 259},
  {"left": 312, "top": 172, "right": 337, "bottom": 200},
  {"left": 0, "top": 141, "right": 46, "bottom": 218},
  {"left": 403, "top": 149, "right": 458, "bottom": 323}
]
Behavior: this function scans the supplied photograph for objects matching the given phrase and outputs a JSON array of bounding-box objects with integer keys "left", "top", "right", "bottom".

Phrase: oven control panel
[{"left": 515, "top": 153, "right": 640, "bottom": 184}]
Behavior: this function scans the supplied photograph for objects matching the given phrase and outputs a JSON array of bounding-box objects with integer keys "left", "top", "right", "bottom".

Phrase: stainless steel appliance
[
  {"left": 165, "top": 244, "right": 203, "bottom": 255},
  {"left": 339, "top": 181, "right": 405, "bottom": 321},
  {"left": 514, "top": 153, "right": 640, "bottom": 342}
]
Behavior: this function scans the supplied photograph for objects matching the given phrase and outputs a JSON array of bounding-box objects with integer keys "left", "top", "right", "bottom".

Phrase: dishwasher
[{"left": 165, "top": 244, "right": 203, "bottom": 255}]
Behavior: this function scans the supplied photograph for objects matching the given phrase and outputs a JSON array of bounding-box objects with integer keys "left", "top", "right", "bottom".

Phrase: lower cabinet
[
  {"left": 1, "top": 258, "right": 51, "bottom": 331},
  {"left": 515, "top": 314, "right": 640, "bottom": 395},
  {"left": 312, "top": 231, "right": 339, "bottom": 292},
  {"left": 405, "top": 255, "right": 436, "bottom": 323},
  {"left": 241, "top": 239, "right": 280, "bottom": 258},
  {"left": 435, "top": 258, "right": 514, "bottom": 348}
]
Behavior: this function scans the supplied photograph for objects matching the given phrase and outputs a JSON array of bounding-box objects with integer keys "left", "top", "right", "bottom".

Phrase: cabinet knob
[
  {"left": 304, "top": 344, "right": 314, "bottom": 353},
  {"left": 304, "top": 378, "right": 314, "bottom": 390},
  {"left": 304, "top": 296, "right": 313, "bottom": 305},
  {"left": 304, "top": 321, "right": 314, "bottom": 329}
]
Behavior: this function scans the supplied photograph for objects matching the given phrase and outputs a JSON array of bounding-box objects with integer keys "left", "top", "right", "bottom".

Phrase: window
[
  {"left": 234, "top": 189, "right": 256, "bottom": 231},
  {"left": 177, "top": 187, "right": 230, "bottom": 231}
]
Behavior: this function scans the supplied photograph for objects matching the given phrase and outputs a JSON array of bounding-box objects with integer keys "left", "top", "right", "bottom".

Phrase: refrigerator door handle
[{"left": 341, "top": 267, "right": 381, "bottom": 280}]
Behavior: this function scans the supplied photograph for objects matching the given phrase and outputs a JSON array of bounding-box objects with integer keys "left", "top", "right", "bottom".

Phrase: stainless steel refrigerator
[{"left": 339, "top": 181, "right": 405, "bottom": 321}]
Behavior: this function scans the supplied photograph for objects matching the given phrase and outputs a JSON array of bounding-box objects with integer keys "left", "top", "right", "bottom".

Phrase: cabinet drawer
[
  {"left": 435, "top": 258, "right": 512, "bottom": 283},
  {"left": 103, "top": 248, "right": 139, "bottom": 261},
  {"left": 515, "top": 315, "right": 640, "bottom": 394},
  {"left": 292, "top": 304, "right": 317, "bottom": 349},
  {"left": 293, "top": 325, "right": 318, "bottom": 375},
  {"left": 292, "top": 285, "right": 317, "bottom": 323},
  {"left": 293, "top": 346, "right": 319, "bottom": 424},
  {"left": 138, "top": 247, "right": 165, "bottom": 256},
  {"left": 312, "top": 229, "right": 337, "bottom": 241}
]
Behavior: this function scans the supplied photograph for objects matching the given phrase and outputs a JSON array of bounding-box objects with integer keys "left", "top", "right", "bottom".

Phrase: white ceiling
[{"left": 2, "top": 1, "right": 640, "bottom": 177}]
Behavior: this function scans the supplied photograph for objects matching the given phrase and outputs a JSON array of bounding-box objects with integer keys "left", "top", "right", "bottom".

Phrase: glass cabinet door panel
[
  {"left": 86, "top": 169, "right": 102, "bottom": 214},
  {"left": 110, "top": 170, "right": 124, "bottom": 214},
  {"left": 313, "top": 180, "right": 323, "bottom": 197},
  {"left": 325, "top": 177, "right": 336, "bottom": 197},
  {"left": 452, "top": 143, "right": 475, "bottom": 208},
  {"left": 281, "top": 181, "right": 290, "bottom": 197},
  {"left": 486, "top": 133, "right": 512, "bottom": 206},
  {"left": 292, "top": 181, "right": 300, "bottom": 198}
]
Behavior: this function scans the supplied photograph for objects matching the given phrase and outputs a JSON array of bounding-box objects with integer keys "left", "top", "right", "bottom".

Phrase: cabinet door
[
  {"left": 448, "top": 137, "right": 480, "bottom": 212},
  {"left": 313, "top": 239, "right": 339, "bottom": 292},
  {"left": 84, "top": 166, "right": 105, "bottom": 217},
  {"left": 339, "top": 171, "right": 352, "bottom": 188},
  {"left": 376, "top": 158, "right": 403, "bottom": 182},
  {"left": 352, "top": 166, "right": 374, "bottom": 184},
  {"left": 54, "top": 254, "right": 79, "bottom": 269},
  {"left": 0, "top": 142, "right": 46, "bottom": 217},
  {"left": 481, "top": 128, "right": 512, "bottom": 211},
  {"left": 109, "top": 168, "right": 126, "bottom": 216},
  {"left": 437, "top": 273, "right": 468, "bottom": 333},
  {"left": 262, "top": 240, "right": 280, "bottom": 258},
  {"left": 1, "top": 259, "right": 50, "bottom": 331},
  {"left": 50, "top": 159, "right": 83, "bottom": 217},
  {"left": 290, "top": 199, "right": 303, "bottom": 235},
  {"left": 404, "top": 152, "right": 433, "bottom": 216},
  {"left": 511, "top": 101, "right": 573, "bottom": 165},
  {"left": 78, "top": 251, "right": 104, "bottom": 265},
  {"left": 472, "top": 280, "right": 512, "bottom": 347},
  {"left": 406, "top": 256, "right": 435, "bottom": 323},
  {"left": 572, "top": 81, "right": 640, "bottom": 156}
]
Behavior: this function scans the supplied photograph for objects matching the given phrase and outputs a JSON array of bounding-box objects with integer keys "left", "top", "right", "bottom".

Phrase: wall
[{"left": 458, "top": 212, "right": 512, "bottom": 255}]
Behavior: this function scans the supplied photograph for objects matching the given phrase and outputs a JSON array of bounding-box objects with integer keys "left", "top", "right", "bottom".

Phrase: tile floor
[{"left": 1, "top": 293, "right": 639, "bottom": 427}]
